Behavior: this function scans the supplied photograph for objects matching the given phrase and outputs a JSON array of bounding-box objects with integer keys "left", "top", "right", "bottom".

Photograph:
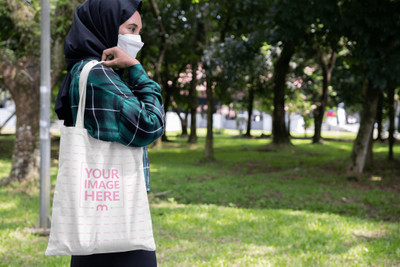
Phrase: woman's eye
[{"left": 130, "top": 28, "right": 136, "bottom": 32}]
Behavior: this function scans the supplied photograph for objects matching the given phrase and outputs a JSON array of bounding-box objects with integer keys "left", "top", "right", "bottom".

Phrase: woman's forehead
[{"left": 122, "top": 11, "right": 142, "bottom": 28}]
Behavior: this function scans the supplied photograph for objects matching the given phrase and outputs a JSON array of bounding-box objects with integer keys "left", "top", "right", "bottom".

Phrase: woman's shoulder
[
  {"left": 70, "top": 59, "right": 91, "bottom": 75},
  {"left": 69, "top": 59, "right": 133, "bottom": 98},
  {"left": 70, "top": 59, "right": 103, "bottom": 75},
  {"left": 70, "top": 59, "right": 119, "bottom": 82}
]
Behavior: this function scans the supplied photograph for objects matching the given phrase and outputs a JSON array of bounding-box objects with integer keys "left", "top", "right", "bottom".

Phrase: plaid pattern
[{"left": 69, "top": 59, "right": 165, "bottom": 191}]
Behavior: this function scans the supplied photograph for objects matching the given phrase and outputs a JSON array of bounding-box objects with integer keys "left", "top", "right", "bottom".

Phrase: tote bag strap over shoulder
[
  {"left": 75, "top": 60, "right": 103, "bottom": 129},
  {"left": 46, "top": 60, "right": 156, "bottom": 256}
]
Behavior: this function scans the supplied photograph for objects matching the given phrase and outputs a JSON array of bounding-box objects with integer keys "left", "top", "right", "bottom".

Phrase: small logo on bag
[
  {"left": 80, "top": 163, "right": 124, "bottom": 210},
  {"left": 96, "top": 204, "right": 108, "bottom": 211}
]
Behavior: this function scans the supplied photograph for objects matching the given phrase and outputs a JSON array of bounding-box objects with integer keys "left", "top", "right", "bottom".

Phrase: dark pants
[{"left": 70, "top": 250, "right": 157, "bottom": 267}]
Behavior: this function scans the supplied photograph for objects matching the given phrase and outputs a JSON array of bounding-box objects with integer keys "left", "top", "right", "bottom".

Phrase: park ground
[{"left": 0, "top": 130, "right": 400, "bottom": 266}]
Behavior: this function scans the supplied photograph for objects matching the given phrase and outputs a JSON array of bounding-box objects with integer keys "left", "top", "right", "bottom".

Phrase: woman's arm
[{"left": 70, "top": 60, "right": 164, "bottom": 147}]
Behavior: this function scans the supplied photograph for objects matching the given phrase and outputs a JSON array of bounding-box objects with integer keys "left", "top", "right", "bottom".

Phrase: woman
[{"left": 55, "top": 0, "right": 164, "bottom": 266}]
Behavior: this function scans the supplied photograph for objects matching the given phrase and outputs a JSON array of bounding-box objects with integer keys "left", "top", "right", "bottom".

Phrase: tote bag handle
[{"left": 75, "top": 60, "right": 103, "bottom": 129}]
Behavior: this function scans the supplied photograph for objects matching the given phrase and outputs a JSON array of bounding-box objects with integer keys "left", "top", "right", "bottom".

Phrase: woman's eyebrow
[{"left": 128, "top": 23, "right": 138, "bottom": 28}]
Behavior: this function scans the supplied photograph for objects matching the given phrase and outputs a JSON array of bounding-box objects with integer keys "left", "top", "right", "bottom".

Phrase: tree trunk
[
  {"left": 161, "top": 87, "right": 171, "bottom": 142},
  {"left": 271, "top": 43, "right": 295, "bottom": 146},
  {"left": 245, "top": 87, "right": 254, "bottom": 137},
  {"left": 170, "top": 97, "right": 189, "bottom": 137},
  {"left": 187, "top": 4, "right": 206, "bottom": 144},
  {"left": 0, "top": 0, "right": 77, "bottom": 186},
  {"left": 398, "top": 103, "right": 400, "bottom": 133},
  {"left": 204, "top": 76, "right": 214, "bottom": 160},
  {"left": 375, "top": 91, "right": 384, "bottom": 142},
  {"left": 148, "top": 1, "right": 166, "bottom": 85},
  {"left": 181, "top": 110, "right": 189, "bottom": 137},
  {"left": 347, "top": 82, "right": 380, "bottom": 179},
  {"left": 149, "top": 0, "right": 168, "bottom": 149},
  {"left": 388, "top": 85, "right": 395, "bottom": 160},
  {"left": 313, "top": 107, "right": 324, "bottom": 143},
  {"left": 0, "top": 57, "right": 40, "bottom": 185},
  {"left": 313, "top": 50, "right": 337, "bottom": 144},
  {"left": 0, "top": 111, "right": 16, "bottom": 134},
  {"left": 188, "top": 62, "right": 198, "bottom": 143},
  {"left": 365, "top": 126, "right": 374, "bottom": 167},
  {"left": 173, "top": 109, "right": 188, "bottom": 137}
]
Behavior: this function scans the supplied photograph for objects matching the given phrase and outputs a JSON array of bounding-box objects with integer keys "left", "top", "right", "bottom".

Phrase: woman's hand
[{"left": 101, "top": 47, "right": 140, "bottom": 69}]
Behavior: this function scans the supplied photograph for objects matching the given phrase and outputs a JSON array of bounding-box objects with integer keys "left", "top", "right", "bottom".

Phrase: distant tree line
[{"left": 140, "top": 0, "right": 400, "bottom": 179}]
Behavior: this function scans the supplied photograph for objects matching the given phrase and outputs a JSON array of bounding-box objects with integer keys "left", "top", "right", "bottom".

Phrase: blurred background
[{"left": 0, "top": 0, "right": 400, "bottom": 266}]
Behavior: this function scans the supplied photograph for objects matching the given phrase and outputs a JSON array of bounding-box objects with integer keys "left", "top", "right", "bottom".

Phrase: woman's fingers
[
  {"left": 101, "top": 59, "right": 117, "bottom": 67},
  {"left": 101, "top": 48, "right": 116, "bottom": 62},
  {"left": 101, "top": 47, "right": 139, "bottom": 69}
]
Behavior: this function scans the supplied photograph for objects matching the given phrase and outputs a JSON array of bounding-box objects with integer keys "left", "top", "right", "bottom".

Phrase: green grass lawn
[{"left": 0, "top": 131, "right": 399, "bottom": 266}]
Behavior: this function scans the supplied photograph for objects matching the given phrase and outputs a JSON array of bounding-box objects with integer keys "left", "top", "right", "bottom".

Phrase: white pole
[{"left": 38, "top": 0, "right": 51, "bottom": 232}]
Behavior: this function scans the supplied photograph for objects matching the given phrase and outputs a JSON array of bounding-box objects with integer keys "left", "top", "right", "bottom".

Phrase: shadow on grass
[
  {"left": 0, "top": 187, "right": 39, "bottom": 230},
  {"left": 151, "top": 202, "right": 400, "bottom": 266},
  {"left": 0, "top": 135, "right": 14, "bottom": 160},
  {"left": 150, "top": 137, "right": 400, "bottom": 223},
  {"left": 1, "top": 134, "right": 399, "bottom": 224},
  {"left": 0, "top": 134, "right": 399, "bottom": 265}
]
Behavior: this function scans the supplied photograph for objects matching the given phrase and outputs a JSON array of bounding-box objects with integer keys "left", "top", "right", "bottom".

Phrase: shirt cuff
[{"left": 128, "top": 64, "right": 151, "bottom": 87}]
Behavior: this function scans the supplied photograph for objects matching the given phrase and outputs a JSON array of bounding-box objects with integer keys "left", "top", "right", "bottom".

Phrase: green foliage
[
  {"left": 331, "top": 56, "right": 364, "bottom": 108},
  {"left": 339, "top": 0, "right": 400, "bottom": 89},
  {"left": 135, "top": 0, "right": 400, "bottom": 130},
  {"left": 51, "top": 0, "right": 85, "bottom": 39},
  {"left": 0, "top": 0, "right": 40, "bottom": 57},
  {"left": 140, "top": 0, "right": 207, "bottom": 110},
  {"left": 0, "top": 0, "right": 82, "bottom": 66},
  {"left": 0, "top": 135, "right": 13, "bottom": 178},
  {"left": 0, "top": 6, "right": 19, "bottom": 52}
]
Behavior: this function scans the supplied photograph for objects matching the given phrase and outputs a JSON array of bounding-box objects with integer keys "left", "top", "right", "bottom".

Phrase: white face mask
[{"left": 117, "top": 34, "right": 144, "bottom": 59}]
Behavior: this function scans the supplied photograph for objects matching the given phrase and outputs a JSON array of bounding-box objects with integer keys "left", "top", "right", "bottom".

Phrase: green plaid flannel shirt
[{"left": 69, "top": 59, "right": 165, "bottom": 191}]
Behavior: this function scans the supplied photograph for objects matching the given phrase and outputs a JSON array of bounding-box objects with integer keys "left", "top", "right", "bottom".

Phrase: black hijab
[{"left": 55, "top": 0, "right": 142, "bottom": 125}]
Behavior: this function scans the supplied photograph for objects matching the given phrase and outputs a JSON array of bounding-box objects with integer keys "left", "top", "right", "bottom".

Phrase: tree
[
  {"left": 305, "top": 0, "right": 342, "bottom": 144},
  {"left": 0, "top": 0, "right": 80, "bottom": 185},
  {"left": 141, "top": 0, "right": 209, "bottom": 144},
  {"left": 270, "top": 43, "right": 295, "bottom": 145},
  {"left": 312, "top": 49, "right": 337, "bottom": 144},
  {"left": 347, "top": 81, "right": 380, "bottom": 178},
  {"left": 147, "top": 0, "right": 168, "bottom": 147},
  {"left": 243, "top": 48, "right": 272, "bottom": 137},
  {"left": 286, "top": 66, "right": 316, "bottom": 139},
  {"left": 375, "top": 91, "right": 385, "bottom": 142},
  {"left": 387, "top": 86, "right": 396, "bottom": 160},
  {"left": 243, "top": 0, "right": 319, "bottom": 146},
  {"left": 342, "top": 0, "right": 400, "bottom": 178},
  {"left": 188, "top": 60, "right": 199, "bottom": 143}
]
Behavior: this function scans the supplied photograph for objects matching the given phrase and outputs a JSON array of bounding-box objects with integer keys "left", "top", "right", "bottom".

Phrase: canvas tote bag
[{"left": 46, "top": 60, "right": 156, "bottom": 255}]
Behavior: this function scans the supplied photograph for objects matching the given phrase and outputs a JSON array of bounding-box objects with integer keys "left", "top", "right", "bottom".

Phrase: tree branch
[
  {"left": 0, "top": 111, "right": 16, "bottom": 134},
  {"left": 148, "top": 0, "right": 168, "bottom": 84}
]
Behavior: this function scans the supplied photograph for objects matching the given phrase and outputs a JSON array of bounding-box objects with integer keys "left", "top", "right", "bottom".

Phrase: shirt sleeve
[{"left": 72, "top": 63, "right": 165, "bottom": 147}]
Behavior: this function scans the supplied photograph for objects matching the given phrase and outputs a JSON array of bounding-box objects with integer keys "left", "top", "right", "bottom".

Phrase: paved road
[{"left": 0, "top": 106, "right": 16, "bottom": 128}]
